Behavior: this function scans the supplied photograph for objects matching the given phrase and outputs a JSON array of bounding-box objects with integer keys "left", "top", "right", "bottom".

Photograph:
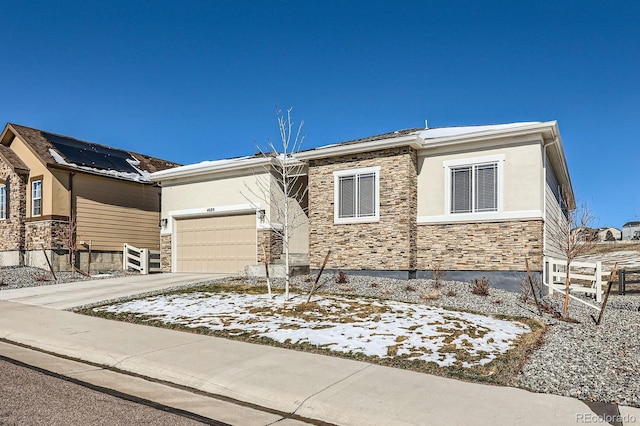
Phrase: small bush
[
  {"left": 519, "top": 274, "right": 541, "bottom": 303},
  {"left": 471, "top": 277, "right": 490, "bottom": 296},
  {"left": 432, "top": 261, "right": 444, "bottom": 288},
  {"left": 35, "top": 273, "right": 52, "bottom": 282},
  {"left": 445, "top": 289, "right": 457, "bottom": 297},
  {"left": 304, "top": 276, "right": 314, "bottom": 283},
  {"left": 335, "top": 271, "right": 348, "bottom": 284},
  {"left": 420, "top": 291, "right": 439, "bottom": 301},
  {"left": 405, "top": 284, "right": 416, "bottom": 292}
]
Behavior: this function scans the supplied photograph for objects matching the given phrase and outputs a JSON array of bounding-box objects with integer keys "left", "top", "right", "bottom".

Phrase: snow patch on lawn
[{"left": 94, "top": 292, "right": 530, "bottom": 367}]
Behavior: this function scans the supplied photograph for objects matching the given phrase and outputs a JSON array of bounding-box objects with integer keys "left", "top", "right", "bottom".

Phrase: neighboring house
[
  {"left": 597, "top": 227, "right": 621, "bottom": 241},
  {"left": 151, "top": 120, "right": 573, "bottom": 288},
  {"left": 622, "top": 221, "right": 640, "bottom": 240},
  {"left": 0, "top": 123, "right": 180, "bottom": 271}
]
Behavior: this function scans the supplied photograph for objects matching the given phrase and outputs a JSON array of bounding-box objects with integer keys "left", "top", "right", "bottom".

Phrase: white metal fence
[{"left": 123, "top": 243, "right": 161, "bottom": 275}]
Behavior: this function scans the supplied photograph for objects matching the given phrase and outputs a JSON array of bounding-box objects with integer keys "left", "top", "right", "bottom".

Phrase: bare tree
[
  {"left": 548, "top": 189, "right": 596, "bottom": 316},
  {"left": 244, "top": 108, "right": 308, "bottom": 300}
]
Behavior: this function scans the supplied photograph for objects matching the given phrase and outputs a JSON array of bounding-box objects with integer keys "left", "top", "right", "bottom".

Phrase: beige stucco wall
[
  {"left": 161, "top": 169, "right": 272, "bottom": 222},
  {"left": 159, "top": 167, "right": 309, "bottom": 256},
  {"left": 8, "top": 135, "right": 52, "bottom": 217},
  {"left": 417, "top": 140, "right": 543, "bottom": 217}
]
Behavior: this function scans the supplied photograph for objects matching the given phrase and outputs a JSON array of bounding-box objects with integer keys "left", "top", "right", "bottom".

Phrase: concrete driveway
[{"left": 0, "top": 273, "right": 225, "bottom": 310}]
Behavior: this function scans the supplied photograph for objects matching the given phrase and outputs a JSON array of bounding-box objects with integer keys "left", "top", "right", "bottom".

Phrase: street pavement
[{"left": 0, "top": 273, "right": 639, "bottom": 426}]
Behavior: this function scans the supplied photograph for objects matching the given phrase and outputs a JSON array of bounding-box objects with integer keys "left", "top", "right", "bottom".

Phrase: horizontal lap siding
[{"left": 74, "top": 175, "right": 160, "bottom": 251}]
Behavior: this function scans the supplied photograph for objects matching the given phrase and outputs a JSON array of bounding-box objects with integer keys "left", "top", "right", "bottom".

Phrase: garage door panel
[{"left": 175, "top": 214, "right": 256, "bottom": 273}]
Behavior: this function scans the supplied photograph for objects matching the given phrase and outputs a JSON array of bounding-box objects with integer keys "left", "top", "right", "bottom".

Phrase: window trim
[
  {"left": 333, "top": 166, "right": 381, "bottom": 224},
  {"left": 444, "top": 155, "right": 504, "bottom": 219},
  {"left": 30, "top": 176, "right": 43, "bottom": 217},
  {"left": 0, "top": 183, "right": 6, "bottom": 220}
]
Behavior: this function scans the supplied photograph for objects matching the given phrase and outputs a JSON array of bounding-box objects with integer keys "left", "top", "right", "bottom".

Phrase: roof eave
[
  {"left": 47, "top": 163, "right": 156, "bottom": 185},
  {"left": 420, "top": 121, "right": 558, "bottom": 148},
  {"left": 295, "top": 135, "right": 424, "bottom": 161},
  {"left": 149, "top": 156, "right": 274, "bottom": 182}
]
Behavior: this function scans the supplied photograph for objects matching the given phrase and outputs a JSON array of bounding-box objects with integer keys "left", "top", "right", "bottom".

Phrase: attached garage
[{"left": 174, "top": 213, "right": 257, "bottom": 273}]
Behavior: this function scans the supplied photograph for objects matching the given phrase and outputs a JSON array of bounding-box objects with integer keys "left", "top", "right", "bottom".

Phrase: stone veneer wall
[
  {"left": 308, "top": 147, "right": 417, "bottom": 271},
  {"left": 160, "top": 234, "right": 172, "bottom": 273},
  {"left": 416, "top": 220, "right": 544, "bottom": 271},
  {"left": 257, "top": 229, "right": 283, "bottom": 264},
  {"left": 24, "top": 220, "right": 69, "bottom": 251},
  {"left": 0, "top": 164, "right": 27, "bottom": 253}
]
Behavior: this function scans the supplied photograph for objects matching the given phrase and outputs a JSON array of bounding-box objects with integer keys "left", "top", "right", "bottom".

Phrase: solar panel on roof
[{"left": 42, "top": 132, "right": 140, "bottom": 175}]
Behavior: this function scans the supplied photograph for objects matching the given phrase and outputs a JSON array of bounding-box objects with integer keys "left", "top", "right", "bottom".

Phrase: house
[
  {"left": 597, "top": 227, "right": 621, "bottom": 241},
  {"left": 151, "top": 121, "right": 573, "bottom": 288},
  {"left": 0, "top": 123, "right": 180, "bottom": 271},
  {"left": 622, "top": 221, "right": 640, "bottom": 240}
]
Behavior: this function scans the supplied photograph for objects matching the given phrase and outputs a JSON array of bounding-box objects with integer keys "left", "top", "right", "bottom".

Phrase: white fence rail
[
  {"left": 123, "top": 243, "right": 161, "bottom": 275},
  {"left": 544, "top": 257, "right": 604, "bottom": 306}
]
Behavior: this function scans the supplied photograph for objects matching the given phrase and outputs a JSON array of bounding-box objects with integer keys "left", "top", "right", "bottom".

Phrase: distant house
[
  {"left": 597, "top": 227, "right": 621, "bottom": 241},
  {"left": 622, "top": 221, "right": 640, "bottom": 241},
  {"left": 151, "top": 120, "right": 573, "bottom": 288},
  {"left": 0, "top": 123, "right": 180, "bottom": 271}
]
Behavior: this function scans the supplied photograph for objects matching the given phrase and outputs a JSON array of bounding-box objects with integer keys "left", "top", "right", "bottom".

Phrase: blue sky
[{"left": 0, "top": 1, "right": 638, "bottom": 227}]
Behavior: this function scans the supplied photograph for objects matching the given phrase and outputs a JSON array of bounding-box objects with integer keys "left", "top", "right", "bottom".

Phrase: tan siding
[
  {"left": 74, "top": 174, "right": 160, "bottom": 251},
  {"left": 544, "top": 157, "right": 566, "bottom": 259}
]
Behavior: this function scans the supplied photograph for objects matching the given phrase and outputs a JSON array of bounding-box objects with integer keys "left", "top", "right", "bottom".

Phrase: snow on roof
[
  {"left": 48, "top": 148, "right": 152, "bottom": 182},
  {"left": 416, "top": 122, "right": 541, "bottom": 140}
]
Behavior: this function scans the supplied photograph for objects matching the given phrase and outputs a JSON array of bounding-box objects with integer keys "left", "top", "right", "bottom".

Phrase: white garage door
[{"left": 175, "top": 214, "right": 256, "bottom": 273}]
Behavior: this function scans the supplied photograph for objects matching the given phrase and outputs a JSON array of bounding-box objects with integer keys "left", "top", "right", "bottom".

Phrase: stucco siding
[{"left": 417, "top": 141, "right": 542, "bottom": 218}]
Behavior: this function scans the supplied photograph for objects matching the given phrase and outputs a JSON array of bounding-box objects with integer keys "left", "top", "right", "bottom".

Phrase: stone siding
[
  {"left": 0, "top": 163, "right": 27, "bottom": 253},
  {"left": 257, "top": 229, "right": 283, "bottom": 264},
  {"left": 160, "top": 234, "right": 172, "bottom": 273},
  {"left": 24, "top": 220, "right": 69, "bottom": 251},
  {"left": 416, "top": 220, "right": 544, "bottom": 271},
  {"left": 308, "top": 147, "right": 417, "bottom": 271}
]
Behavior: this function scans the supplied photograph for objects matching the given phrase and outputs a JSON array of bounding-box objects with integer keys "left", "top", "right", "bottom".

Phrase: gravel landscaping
[
  {"left": 3, "top": 266, "right": 640, "bottom": 408},
  {"left": 0, "top": 266, "right": 129, "bottom": 290}
]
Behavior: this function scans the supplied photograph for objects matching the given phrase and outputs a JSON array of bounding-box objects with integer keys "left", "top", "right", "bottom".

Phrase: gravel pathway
[{"left": 3, "top": 266, "right": 639, "bottom": 408}]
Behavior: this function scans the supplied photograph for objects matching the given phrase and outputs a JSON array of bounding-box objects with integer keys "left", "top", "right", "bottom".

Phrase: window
[
  {"left": 0, "top": 185, "right": 6, "bottom": 220},
  {"left": 32, "top": 179, "right": 42, "bottom": 217},
  {"left": 445, "top": 155, "right": 503, "bottom": 216},
  {"left": 334, "top": 166, "right": 380, "bottom": 223}
]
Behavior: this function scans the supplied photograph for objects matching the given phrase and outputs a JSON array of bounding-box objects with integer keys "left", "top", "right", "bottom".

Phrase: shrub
[
  {"left": 405, "top": 284, "right": 416, "bottom": 292},
  {"left": 335, "top": 271, "right": 348, "bottom": 284},
  {"left": 420, "top": 291, "right": 439, "bottom": 301},
  {"left": 432, "top": 261, "right": 444, "bottom": 288},
  {"left": 471, "top": 277, "right": 490, "bottom": 296},
  {"left": 519, "top": 274, "right": 541, "bottom": 303},
  {"left": 445, "top": 289, "right": 457, "bottom": 297}
]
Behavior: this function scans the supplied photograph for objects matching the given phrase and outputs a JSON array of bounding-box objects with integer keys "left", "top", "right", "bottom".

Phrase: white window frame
[
  {"left": 444, "top": 155, "right": 504, "bottom": 220},
  {"left": 0, "top": 184, "right": 6, "bottom": 220},
  {"left": 333, "top": 166, "right": 380, "bottom": 224},
  {"left": 32, "top": 179, "right": 42, "bottom": 217}
]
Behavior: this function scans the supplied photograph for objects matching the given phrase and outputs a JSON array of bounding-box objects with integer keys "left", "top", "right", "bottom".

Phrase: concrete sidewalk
[{"left": 1, "top": 275, "right": 638, "bottom": 425}]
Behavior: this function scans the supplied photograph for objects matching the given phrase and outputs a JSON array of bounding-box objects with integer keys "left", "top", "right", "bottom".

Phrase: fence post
[
  {"left": 140, "top": 249, "right": 149, "bottom": 275},
  {"left": 547, "top": 257, "right": 555, "bottom": 296},
  {"left": 595, "top": 261, "right": 603, "bottom": 302},
  {"left": 619, "top": 269, "right": 625, "bottom": 295}
]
